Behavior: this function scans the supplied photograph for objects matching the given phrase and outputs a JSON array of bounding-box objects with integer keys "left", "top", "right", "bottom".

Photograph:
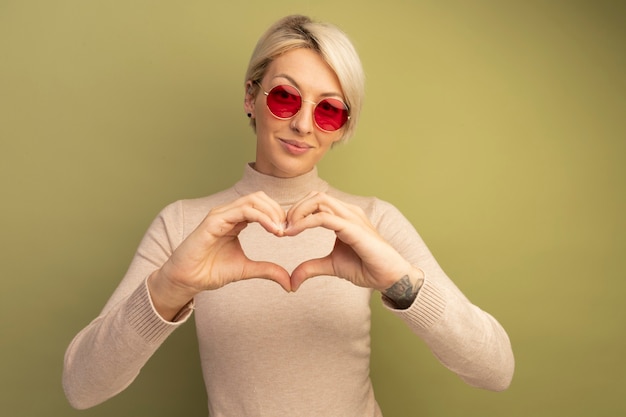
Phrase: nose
[{"left": 290, "top": 100, "right": 316, "bottom": 135}]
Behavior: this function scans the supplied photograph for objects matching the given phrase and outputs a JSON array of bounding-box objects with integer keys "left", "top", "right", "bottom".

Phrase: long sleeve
[
  {"left": 62, "top": 201, "right": 193, "bottom": 409},
  {"left": 372, "top": 199, "right": 515, "bottom": 391},
  {"left": 62, "top": 165, "right": 514, "bottom": 415}
]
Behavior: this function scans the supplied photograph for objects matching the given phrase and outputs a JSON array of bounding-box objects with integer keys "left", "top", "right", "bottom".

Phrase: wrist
[
  {"left": 381, "top": 266, "right": 424, "bottom": 309},
  {"left": 147, "top": 269, "right": 197, "bottom": 321}
]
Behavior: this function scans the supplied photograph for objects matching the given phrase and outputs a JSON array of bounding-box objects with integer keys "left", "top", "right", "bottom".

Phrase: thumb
[
  {"left": 241, "top": 260, "right": 292, "bottom": 292},
  {"left": 290, "top": 255, "right": 335, "bottom": 292}
]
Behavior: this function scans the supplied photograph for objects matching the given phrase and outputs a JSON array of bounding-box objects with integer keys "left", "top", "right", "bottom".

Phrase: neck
[{"left": 234, "top": 163, "right": 328, "bottom": 205}]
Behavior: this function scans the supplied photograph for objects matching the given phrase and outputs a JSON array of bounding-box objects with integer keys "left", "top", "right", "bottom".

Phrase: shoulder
[
  {"left": 180, "top": 187, "right": 239, "bottom": 215},
  {"left": 154, "top": 186, "right": 240, "bottom": 237}
]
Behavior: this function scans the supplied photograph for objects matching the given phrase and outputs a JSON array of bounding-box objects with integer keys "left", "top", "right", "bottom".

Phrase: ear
[{"left": 244, "top": 80, "right": 256, "bottom": 116}]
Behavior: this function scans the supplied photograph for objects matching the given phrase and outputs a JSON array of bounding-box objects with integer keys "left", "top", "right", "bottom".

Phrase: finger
[
  {"left": 208, "top": 193, "right": 286, "bottom": 236},
  {"left": 229, "top": 221, "right": 248, "bottom": 236},
  {"left": 285, "top": 191, "right": 320, "bottom": 220},
  {"left": 285, "top": 209, "right": 369, "bottom": 251},
  {"left": 227, "top": 192, "right": 285, "bottom": 225},
  {"left": 242, "top": 191, "right": 287, "bottom": 234},
  {"left": 240, "top": 260, "right": 292, "bottom": 292},
  {"left": 285, "top": 192, "right": 366, "bottom": 235},
  {"left": 245, "top": 191, "right": 287, "bottom": 228},
  {"left": 237, "top": 205, "right": 285, "bottom": 235},
  {"left": 285, "top": 193, "right": 340, "bottom": 234},
  {"left": 287, "top": 191, "right": 345, "bottom": 222},
  {"left": 284, "top": 210, "right": 347, "bottom": 237},
  {"left": 290, "top": 255, "right": 335, "bottom": 291}
]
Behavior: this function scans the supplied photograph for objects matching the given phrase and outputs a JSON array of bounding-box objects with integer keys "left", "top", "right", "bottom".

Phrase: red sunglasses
[{"left": 256, "top": 82, "right": 350, "bottom": 132}]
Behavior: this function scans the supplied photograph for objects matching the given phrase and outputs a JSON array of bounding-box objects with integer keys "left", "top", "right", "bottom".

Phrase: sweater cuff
[
  {"left": 124, "top": 280, "right": 193, "bottom": 344},
  {"left": 382, "top": 278, "right": 446, "bottom": 330}
]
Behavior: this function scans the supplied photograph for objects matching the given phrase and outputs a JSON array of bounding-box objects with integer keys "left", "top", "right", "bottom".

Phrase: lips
[{"left": 279, "top": 139, "right": 313, "bottom": 155}]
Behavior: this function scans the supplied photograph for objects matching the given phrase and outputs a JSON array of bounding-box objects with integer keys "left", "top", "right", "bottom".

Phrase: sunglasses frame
[{"left": 254, "top": 81, "right": 350, "bottom": 132}]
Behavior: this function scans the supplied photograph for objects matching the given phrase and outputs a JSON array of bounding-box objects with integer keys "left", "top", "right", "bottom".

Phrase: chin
[{"left": 271, "top": 159, "right": 316, "bottom": 178}]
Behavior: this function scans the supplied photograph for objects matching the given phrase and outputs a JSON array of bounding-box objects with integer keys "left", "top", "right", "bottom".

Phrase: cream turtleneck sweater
[{"left": 63, "top": 164, "right": 514, "bottom": 416}]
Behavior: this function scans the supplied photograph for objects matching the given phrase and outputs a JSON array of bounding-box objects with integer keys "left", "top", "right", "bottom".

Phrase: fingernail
[{"left": 274, "top": 222, "right": 286, "bottom": 234}]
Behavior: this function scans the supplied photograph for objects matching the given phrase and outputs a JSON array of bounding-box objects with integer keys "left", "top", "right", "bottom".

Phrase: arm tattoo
[{"left": 383, "top": 275, "right": 422, "bottom": 310}]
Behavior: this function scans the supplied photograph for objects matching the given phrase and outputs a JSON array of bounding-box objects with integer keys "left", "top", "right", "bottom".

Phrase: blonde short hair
[{"left": 245, "top": 15, "right": 365, "bottom": 141}]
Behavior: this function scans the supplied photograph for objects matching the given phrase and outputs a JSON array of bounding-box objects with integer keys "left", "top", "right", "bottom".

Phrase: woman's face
[{"left": 245, "top": 48, "right": 346, "bottom": 178}]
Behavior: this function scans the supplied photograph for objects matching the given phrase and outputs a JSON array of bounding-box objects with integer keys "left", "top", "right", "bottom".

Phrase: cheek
[
  {"left": 254, "top": 101, "right": 272, "bottom": 126},
  {"left": 322, "top": 132, "right": 343, "bottom": 148},
  {"left": 254, "top": 114, "right": 275, "bottom": 134},
  {"left": 256, "top": 105, "right": 292, "bottom": 133}
]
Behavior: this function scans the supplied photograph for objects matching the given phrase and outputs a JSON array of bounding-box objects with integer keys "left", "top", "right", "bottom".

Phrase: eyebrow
[{"left": 270, "top": 73, "right": 344, "bottom": 99}]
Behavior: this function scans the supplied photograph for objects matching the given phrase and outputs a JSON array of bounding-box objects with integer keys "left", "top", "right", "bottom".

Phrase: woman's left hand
[{"left": 283, "top": 192, "right": 424, "bottom": 303}]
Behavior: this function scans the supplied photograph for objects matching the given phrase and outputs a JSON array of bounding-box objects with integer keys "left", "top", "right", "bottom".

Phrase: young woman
[{"left": 63, "top": 14, "right": 514, "bottom": 416}]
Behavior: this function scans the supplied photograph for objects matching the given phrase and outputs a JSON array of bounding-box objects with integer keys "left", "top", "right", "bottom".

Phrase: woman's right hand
[{"left": 147, "top": 191, "right": 290, "bottom": 320}]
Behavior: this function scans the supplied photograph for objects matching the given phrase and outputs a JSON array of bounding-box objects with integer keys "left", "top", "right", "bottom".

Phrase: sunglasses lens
[
  {"left": 263, "top": 84, "right": 349, "bottom": 132},
  {"left": 266, "top": 85, "right": 301, "bottom": 118},
  {"left": 314, "top": 99, "right": 349, "bottom": 131}
]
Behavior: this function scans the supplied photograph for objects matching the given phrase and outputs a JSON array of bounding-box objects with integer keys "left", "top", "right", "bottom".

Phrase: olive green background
[{"left": 1, "top": 0, "right": 624, "bottom": 416}]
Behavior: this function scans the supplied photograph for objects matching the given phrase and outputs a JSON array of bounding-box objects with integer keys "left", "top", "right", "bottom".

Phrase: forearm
[
  {"left": 381, "top": 265, "right": 425, "bottom": 309},
  {"left": 362, "top": 198, "right": 514, "bottom": 389},
  {"left": 386, "top": 278, "right": 514, "bottom": 391},
  {"left": 63, "top": 281, "right": 186, "bottom": 409}
]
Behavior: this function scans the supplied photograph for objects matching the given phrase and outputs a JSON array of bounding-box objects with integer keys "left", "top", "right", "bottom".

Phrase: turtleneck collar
[{"left": 233, "top": 163, "right": 329, "bottom": 206}]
